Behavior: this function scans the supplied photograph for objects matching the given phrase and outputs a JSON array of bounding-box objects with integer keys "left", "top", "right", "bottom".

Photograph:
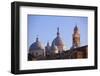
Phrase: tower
[{"left": 72, "top": 25, "right": 80, "bottom": 48}]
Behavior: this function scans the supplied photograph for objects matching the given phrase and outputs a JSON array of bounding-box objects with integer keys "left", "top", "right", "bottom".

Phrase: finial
[
  {"left": 57, "top": 27, "right": 59, "bottom": 32},
  {"left": 57, "top": 27, "right": 60, "bottom": 36},
  {"left": 36, "top": 35, "right": 39, "bottom": 42}
]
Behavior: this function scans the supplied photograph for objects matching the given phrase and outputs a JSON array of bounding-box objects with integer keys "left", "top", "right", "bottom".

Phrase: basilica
[{"left": 28, "top": 26, "right": 88, "bottom": 61}]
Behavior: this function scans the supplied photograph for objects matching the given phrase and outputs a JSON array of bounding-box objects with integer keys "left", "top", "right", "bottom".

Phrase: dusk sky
[{"left": 28, "top": 15, "right": 88, "bottom": 50}]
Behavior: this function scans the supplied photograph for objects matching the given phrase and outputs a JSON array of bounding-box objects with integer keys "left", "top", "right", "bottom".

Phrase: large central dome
[
  {"left": 52, "top": 36, "right": 64, "bottom": 46},
  {"left": 52, "top": 27, "right": 64, "bottom": 48}
]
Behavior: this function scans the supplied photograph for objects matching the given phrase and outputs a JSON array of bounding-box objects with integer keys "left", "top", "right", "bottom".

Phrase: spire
[
  {"left": 74, "top": 25, "right": 80, "bottom": 34},
  {"left": 74, "top": 25, "right": 78, "bottom": 32},
  {"left": 57, "top": 27, "right": 60, "bottom": 36},
  {"left": 72, "top": 25, "right": 80, "bottom": 48}
]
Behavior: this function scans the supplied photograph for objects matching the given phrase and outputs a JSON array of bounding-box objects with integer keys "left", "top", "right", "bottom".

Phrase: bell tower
[{"left": 72, "top": 25, "right": 80, "bottom": 48}]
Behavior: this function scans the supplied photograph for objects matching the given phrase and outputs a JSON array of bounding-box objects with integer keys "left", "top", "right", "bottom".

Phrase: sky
[{"left": 28, "top": 15, "right": 88, "bottom": 50}]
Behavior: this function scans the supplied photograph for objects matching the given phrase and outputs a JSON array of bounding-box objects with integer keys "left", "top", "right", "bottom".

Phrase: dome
[
  {"left": 52, "top": 27, "right": 64, "bottom": 46},
  {"left": 29, "top": 37, "right": 44, "bottom": 51},
  {"left": 51, "top": 43, "right": 58, "bottom": 51},
  {"left": 52, "top": 36, "right": 64, "bottom": 46}
]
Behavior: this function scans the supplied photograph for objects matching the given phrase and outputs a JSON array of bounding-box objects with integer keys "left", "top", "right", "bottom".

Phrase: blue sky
[{"left": 28, "top": 15, "right": 88, "bottom": 49}]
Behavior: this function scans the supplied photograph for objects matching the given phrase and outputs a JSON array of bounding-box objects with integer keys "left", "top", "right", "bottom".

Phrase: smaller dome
[
  {"left": 52, "top": 27, "right": 64, "bottom": 46},
  {"left": 29, "top": 37, "right": 44, "bottom": 51}
]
